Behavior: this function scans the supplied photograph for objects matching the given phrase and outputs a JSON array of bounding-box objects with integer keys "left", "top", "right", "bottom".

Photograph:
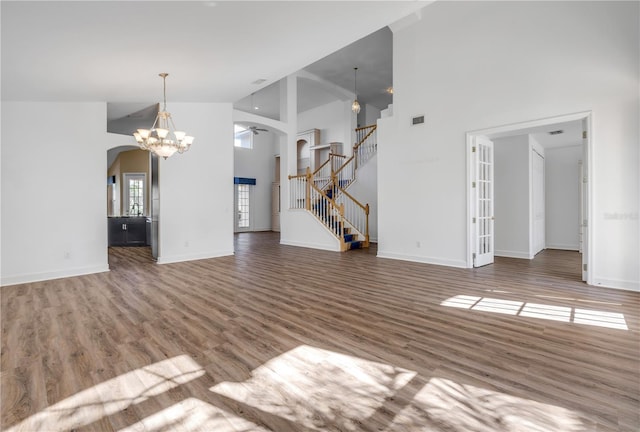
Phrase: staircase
[{"left": 289, "top": 124, "right": 377, "bottom": 251}]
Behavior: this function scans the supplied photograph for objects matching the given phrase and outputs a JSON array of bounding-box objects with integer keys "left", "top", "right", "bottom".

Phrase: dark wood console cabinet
[{"left": 108, "top": 217, "right": 148, "bottom": 246}]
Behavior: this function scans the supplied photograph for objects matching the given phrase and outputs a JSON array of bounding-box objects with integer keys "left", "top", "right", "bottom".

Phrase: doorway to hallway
[{"left": 467, "top": 112, "right": 591, "bottom": 284}]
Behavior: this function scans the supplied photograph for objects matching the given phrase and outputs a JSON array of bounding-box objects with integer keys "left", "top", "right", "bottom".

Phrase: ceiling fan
[{"left": 248, "top": 126, "right": 268, "bottom": 135}]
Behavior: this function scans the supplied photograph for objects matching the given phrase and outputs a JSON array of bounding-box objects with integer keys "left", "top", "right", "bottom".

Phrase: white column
[{"left": 279, "top": 74, "right": 297, "bottom": 241}]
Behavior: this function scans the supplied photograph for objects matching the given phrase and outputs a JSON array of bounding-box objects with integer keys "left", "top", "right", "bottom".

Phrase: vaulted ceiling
[{"left": 1, "top": 1, "right": 427, "bottom": 107}]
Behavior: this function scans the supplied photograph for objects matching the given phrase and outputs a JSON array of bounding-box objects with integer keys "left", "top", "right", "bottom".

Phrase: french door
[
  {"left": 234, "top": 184, "right": 251, "bottom": 232},
  {"left": 473, "top": 136, "right": 494, "bottom": 267}
]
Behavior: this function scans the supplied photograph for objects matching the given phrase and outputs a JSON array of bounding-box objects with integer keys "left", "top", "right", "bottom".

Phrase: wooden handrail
[
  {"left": 355, "top": 124, "right": 377, "bottom": 132},
  {"left": 288, "top": 173, "right": 306, "bottom": 180},
  {"left": 312, "top": 158, "right": 331, "bottom": 176},
  {"left": 336, "top": 184, "right": 368, "bottom": 213},
  {"left": 309, "top": 181, "right": 341, "bottom": 210}
]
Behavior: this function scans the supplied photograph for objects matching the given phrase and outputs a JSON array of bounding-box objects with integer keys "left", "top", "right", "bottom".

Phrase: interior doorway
[
  {"left": 106, "top": 146, "right": 157, "bottom": 263},
  {"left": 467, "top": 112, "right": 591, "bottom": 284}
]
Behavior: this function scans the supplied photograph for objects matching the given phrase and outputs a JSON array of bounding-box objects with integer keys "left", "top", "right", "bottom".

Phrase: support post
[{"left": 305, "top": 167, "right": 311, "bottom": 211}]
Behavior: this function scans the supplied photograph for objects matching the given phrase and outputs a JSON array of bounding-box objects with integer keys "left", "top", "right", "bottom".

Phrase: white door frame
[
  {"left": 466, "top": 111, "right": 593, "bottom": 284},
  {"left": 531, "top": 148, "right": 545, "bottom": 257}
]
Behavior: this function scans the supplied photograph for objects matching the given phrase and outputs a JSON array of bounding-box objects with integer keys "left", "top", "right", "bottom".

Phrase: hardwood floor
[{"left": 2, "top": 232, "right": 639, "bottom": 431}]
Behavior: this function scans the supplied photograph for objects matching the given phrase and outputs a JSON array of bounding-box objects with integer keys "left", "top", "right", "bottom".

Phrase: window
[
  {"left": 234, "top": 125, "right": 253, "bottom": 149},
  {"left": 123, "top": 173, "right": 145, "bottom": 216}
]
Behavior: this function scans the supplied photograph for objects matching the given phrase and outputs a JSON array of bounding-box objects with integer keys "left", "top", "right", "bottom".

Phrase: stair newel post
[
  {"left": 331, "top": 163, "right": 338, "bottom": 198},
  {"left": 339, "top": 203, "right": 345, "bottom": 241},
  {"left": 365, "top": 203, "right": 370, "bottom": 247},
  {"left": 305, "top": 167, "right": 312, "bottom": 211}
]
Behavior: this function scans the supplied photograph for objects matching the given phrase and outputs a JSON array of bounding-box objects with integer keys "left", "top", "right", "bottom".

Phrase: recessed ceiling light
[{"left": 252, "top": 79, "right": 267, "bottom": 85}]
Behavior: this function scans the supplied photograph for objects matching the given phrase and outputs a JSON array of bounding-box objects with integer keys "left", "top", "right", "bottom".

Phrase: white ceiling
[
  {"left": 1, "top": 1, "right": 427, "bottom": 106},
  {"left": 233, "top": 26, "right": 394, "bottom": 120}
]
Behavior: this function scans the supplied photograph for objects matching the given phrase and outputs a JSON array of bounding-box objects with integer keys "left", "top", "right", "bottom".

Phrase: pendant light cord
[
  {"left": 160, "top": 73, "right": 169, "bottom": 111},
  {"left": 354, "top": 67, "right": 358, "bottom": 96}
]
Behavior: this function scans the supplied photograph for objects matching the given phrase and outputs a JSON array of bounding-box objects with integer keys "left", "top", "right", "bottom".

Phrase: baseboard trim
[
  {"left": 1, "top": 264, "right": 110, "bottom": 287},
  {"left": 495, "top": 250, "right": 531, "bottom": 259},
  {"left": 546, "top": 244, "right": 580, "bottom": 251},
  {"left": 376, "top": 251, "right": 467, "bottom": 269},
  {"left": 157, "top": 250, "right": 234, "bottom": 265},
  {"left": 591, "top": 277, "right": 640, "bottom": 292}
]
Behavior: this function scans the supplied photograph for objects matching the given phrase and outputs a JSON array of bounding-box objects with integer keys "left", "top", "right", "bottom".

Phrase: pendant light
[{"left": 352, "top": 67, "right": 361, "bottom": 114}]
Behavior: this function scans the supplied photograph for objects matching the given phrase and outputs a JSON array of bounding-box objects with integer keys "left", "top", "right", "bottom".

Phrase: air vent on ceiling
[
  {"left": 548, "top": 130, "right": 564, "bottom": 135},
  {"left": 251, "top": 79, "right": 267, "bottom": 85}
]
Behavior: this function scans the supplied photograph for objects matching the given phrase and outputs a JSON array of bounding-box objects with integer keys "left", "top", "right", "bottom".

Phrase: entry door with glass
[{"left": 235, "top": 184, "right": 251, "bottom": 232}]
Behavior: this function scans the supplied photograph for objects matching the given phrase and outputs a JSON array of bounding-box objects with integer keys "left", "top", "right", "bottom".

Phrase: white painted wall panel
[
  {"left": 1, "top": 102, "right": 109, "bottom": 285},
  {"left": 546, "top": 145, "right": 582, "bottom": 250},
  {"left": 157, "top": 103, "right": 234, "bottom": 264},
  {"left": 493, "top": 135, "right": 530, "bottom": 259}
]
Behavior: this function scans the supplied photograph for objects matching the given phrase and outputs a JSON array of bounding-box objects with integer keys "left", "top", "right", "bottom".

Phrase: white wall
[
  {"left": 0, "top": 102, "right": 236, "bottom": 282},
  {"left": 298, "top": 99, "right": 355, "bottom": 155},
  {"left": 1, "top": 102, "right": 109, "bottom": 285},
  {"left": 493, "top": 135, "right": 530, "bottom": 259},
  {"left": 157, "top": 103, "right": 234, "bottom": 264},
  {"left": 280, "top": 210, "right": 341, "bottom": 251},
  {"left": 364, "top": 104, "right": 382, "bottom": 128},
  {"left": 381, "top": 1, "right": 639, "bottom": 289},
  {"left": 234, "top": 131, "right": 276, "bottom": 232},
  {"left": 546, "top": 145, "right": 582, "bottom": 250}
]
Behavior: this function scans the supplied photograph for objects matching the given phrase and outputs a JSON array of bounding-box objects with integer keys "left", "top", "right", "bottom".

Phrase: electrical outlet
[
  {"left": 64, "top": 251, "right": 71, "bottom": 259},
  {"left": 416, "top": 241, "right": 421, "bottom": 248},
  {"left": 184, "top": 241, "right": 189, "bottom": 247}
]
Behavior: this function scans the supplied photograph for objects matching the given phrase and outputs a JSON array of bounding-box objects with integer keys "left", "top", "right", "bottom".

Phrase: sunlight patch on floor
[
  {"left": 441, "top": 295, "right": 628, "bottom": 330},
  {"left": 386, "top": 376, "right": 585, "bottom": 431},
  {"left": 574, "top": 308, "right": 628, "bottom": 330},
  {"left": 520, "top": 303, "right": 571, "bottom": 322},
  {"left": 5, "top": 355, "right": 205, "bottom": 432},
  {"left": 473, "top": 298, "right": 523, "bottom": 315},
  {"left": 117, "top": 397, "right": 270, "bottom": 432},
  {"left": 210, "top": 344, "right": 417, "bottom": 431}
]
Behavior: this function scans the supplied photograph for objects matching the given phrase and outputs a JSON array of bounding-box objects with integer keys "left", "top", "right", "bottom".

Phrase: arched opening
[
  {"left": 297, "top": 139, "right": 309, "bottom": 175},
  {"left": 106, "top": 145, "right": 156, "bottom": 266}
]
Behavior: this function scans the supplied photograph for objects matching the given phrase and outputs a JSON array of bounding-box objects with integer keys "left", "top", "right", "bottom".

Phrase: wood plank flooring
[{"left": 2, "top": 232, "right": 639, "bottom": 431}]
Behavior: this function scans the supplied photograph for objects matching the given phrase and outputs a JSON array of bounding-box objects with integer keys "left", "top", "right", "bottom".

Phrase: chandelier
[
  {"left": 351, "top": 67, "right": 361, "bottom": 114},
  {"left": 134, "top": 73, "right": 194, "bottom": 159}
]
